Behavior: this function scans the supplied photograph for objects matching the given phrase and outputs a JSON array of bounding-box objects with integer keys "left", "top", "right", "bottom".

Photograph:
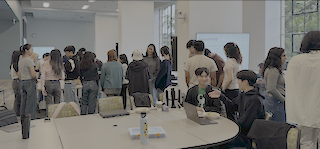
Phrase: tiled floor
[{"left": 0, "top": 79, "right": 132, "bottom": 119}]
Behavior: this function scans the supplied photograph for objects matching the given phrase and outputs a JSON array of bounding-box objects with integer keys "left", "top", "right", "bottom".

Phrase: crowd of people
[{"left": 9, "top": 30, "right": 320, "bottom": 149}]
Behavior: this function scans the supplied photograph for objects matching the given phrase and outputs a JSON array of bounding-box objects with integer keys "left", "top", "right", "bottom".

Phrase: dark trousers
[
  {"left": 12, "top": 79, "right": 21, "bottom": 116},
  {"left": 20, "top": 79, "right": 37, "bottom": 119},
  {"left": 44, "top": 80, "right": 61, "bottom": 109},
  {"left": 224, "top": 89, "right": 240, "bottom": 121},
  {"left": 120, "top": 84, "right": 128, "bottom": 109},
  {"left": 81, "top": 81, "right": 98, "bottom": 115}
]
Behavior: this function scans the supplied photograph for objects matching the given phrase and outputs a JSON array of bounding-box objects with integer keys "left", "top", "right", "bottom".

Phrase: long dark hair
[
  {"left": 77, "top": 51, "right": 84, "bottom": 61},
  {"left": 20, "top": 44, "right": 32, "bottom": 55},
  {"left": 119, "top": 54, "right": 128, "bottom": 65},
  {"left": 160, "top": 46, "right": 172, "bottom": 64},
  {"left": 80, "top": 52, "right": 94, "bottom": 71},
  {"left": 50, "top": 49, "right": 64, "bottom": 77},
  {"left": 262, "top": 47, "right": 284, "bottom": 77},
  {"left": 224, "top": 42, "right": 242, "bottom": 64},
  {"left": 10, "top": 51, "right": 21, "bottom": 72},
  {"left": 300, "top": 31, "right": 320, "bottom": 53},
  {"left": 145, "top": 44, "right": 158, "bottom": 58}
]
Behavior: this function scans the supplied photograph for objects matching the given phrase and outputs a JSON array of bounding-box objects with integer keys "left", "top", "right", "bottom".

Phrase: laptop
[
  {"left": 184, "top": 102, "right": 218, "bottom": 125},
  {"left": 99, "top": 110, "right": 130, "bottom": 118}
]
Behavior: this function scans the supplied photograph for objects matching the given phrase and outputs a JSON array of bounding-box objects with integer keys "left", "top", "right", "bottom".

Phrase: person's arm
[
  {"left": 210, "top": 72, "right": 216, "bottom": 87},
  {"left": 60, "top": 69, "right": 65, "bottom": 80},
  {"left": 185, "top": 71, "right": 190, "bottom": 87},
  {"left": 222, "top": 69, "right": 233, "bottom": 92},
  {"left": 217, "top": 71, "right": 224, "bottom": 88},
  {"left": 30, "top": 66, "right": 37, "bottom": 80},
  {"left": 208, "top": 88, "right": 238, "bottom": 112},
  {"left": 17, "top": 71, "right": 21, "bottom": 80},
  {"left": 265, "top": 69, "right": 285, "bottom": 102}
]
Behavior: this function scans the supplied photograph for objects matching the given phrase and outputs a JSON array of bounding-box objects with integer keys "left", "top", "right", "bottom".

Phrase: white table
[
  {"left": 0, "top": 119, "right": 63, "bottom": 149},
  {"left": 0, "top": 109, "right": 239, "bottom": 149}
]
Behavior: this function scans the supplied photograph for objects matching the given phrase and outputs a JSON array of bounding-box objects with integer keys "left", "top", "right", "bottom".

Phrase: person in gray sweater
[
  {"left": 143, "top": 44, "right": 160, "bottom": 106},
  {"left": 262, "top": 47, "right": 287, "bottom": 122}
]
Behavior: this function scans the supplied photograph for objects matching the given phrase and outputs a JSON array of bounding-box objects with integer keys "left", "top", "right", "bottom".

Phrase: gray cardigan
[{"left": 264, "top": 67, "right": 285, "bottom": 102}]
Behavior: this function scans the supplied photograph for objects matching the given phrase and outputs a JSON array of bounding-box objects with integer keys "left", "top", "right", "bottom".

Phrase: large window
[
  {"left": 160, "top": 4, "right": 175, "bottom": 49},
  {"left": 281, "top": 0, "right": 318, "bottom": 60}
]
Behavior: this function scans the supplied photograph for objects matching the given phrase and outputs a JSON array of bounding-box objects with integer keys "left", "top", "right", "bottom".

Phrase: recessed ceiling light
[
  {"left": 116, "top": 9, "right": 118, "bottom": 11},
  {"left": 88, "top": 0, "right": 95, "bottom": 2},
  {"left": 82, "top": 5, "right": 90, "bottom": 9},
  {"left": 43, "top": 2, "right": 50, "bottom": 8}
]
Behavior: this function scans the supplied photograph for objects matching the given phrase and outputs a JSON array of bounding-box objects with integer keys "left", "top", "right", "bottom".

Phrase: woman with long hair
[
  {"left": 41, "top": 49, "right": 65, "bottom": 108},
  {"left": 263, "top": 47, "right": 287, "bottom": 122},
  {"left": 10, "top": 51, "right": 22, "bottom": 116},
  {"left": 221, "top": 43, "right": 242, "bottom": 100},
  {"left": 155, "top": 46, "right": 172, "bottom": 91},
  {"left": 143, "top": 44, "right": 160, "bottom": 106},
  {"left": 100, "top": 50, "right": 123, "bottom": 96},
  {"left": 80, "top": 52, "right": 99, "bottom": 115},
  {"left": 119, "top": 54, "right": 129, "bottom": 109},
  {"left": 18, "top": 44, "right": 37, "bottom": 119}
]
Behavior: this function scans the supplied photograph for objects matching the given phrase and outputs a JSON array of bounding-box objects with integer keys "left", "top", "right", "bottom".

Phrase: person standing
[
  {"left": 186, "top": 40, "right": 196, "bottom": 58},
  {"left": 35, "top": 53, "right": 50, "bottom": 104},
  {"left": 41, "top": 49, "right": 65, "bottom": 109},
  {"left": 185, "top": 40, "right": 218, "bottom": 89},
  {"left": 100, "top": 50, "right": 123, "bottom": 96},
  {"left": 63, "top": 46, "right": 80, "bottom": 105},
  {"left": 119, "top": 54, "right": 129, "bottom": 109},
  {"left": 156, "top": 46, "right": 172, "bottom": 91},
  {"left": 204, "top": 49, "right": 225, "bottom": 88},
  {"left": 18, "top": 44, "right": 37, "bottom": 119},
  {"left": 80, "top": 52, "right": 99, "bottom": 115},
  {"left": 286, "top": 31, "right": 320, "bottom": 149},
  {"left": 263, "top": 47, "right": 287, "bottom": 122},
  {"left": 143, "top": 44, "right": 160, "bottom": 106},
  {"left": 10, "top": 51, "right": 22, "bottom": 116}
]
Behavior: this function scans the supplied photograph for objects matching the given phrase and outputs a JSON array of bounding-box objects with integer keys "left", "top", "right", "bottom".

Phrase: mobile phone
[{"left": 44, "top": 118, "right": 51, "bottom": 122}]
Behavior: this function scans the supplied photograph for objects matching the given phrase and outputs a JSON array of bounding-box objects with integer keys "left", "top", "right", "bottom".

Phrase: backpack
[{"left": 132, "top": 93, "right": 151, "bottom": 107}]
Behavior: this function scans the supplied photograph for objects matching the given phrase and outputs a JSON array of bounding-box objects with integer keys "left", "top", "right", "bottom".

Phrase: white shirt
[
  {"left": 222, "top": 58, "right": 242, "bottom": 90},
  {"left": 184, "top": 55, "right": 218, "bottom": 88},
  {"left": 122, "top": 63, "right": 129, "bottom": 84},
  {"left": 10, "top": 65, "right": 19, "bottom": 79},
  {"left": 286, "top": 51, "right": 320, "bottom": 128}
]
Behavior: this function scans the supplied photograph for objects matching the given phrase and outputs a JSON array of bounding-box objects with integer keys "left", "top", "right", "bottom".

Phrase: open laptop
[
  {"left": 99, "top": 110, "right": 130, "bottom": 118},
  {"left": 184, "top": 102, "right": 217, "bottom": 125}
]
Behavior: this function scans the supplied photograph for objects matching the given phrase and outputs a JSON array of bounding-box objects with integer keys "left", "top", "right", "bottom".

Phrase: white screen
[
  {"left": 33, "top": 46, "right": 55, "bottom": 59},
  {"left": 196, "top": 33, "right": 250, "bottom": 70}
]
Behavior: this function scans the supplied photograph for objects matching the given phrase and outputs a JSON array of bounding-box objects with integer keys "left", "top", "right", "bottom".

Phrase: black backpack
[{"left": 132, "top": 92, "right": 151, "bottom": 107}]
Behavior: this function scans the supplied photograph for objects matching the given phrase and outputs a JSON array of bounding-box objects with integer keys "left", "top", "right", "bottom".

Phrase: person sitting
[
  {"left": 209, "top": 70, "right": 265, "bottom": 149},
  {"left": 185, "top": 67, "right": 222, "bottom": 113}
]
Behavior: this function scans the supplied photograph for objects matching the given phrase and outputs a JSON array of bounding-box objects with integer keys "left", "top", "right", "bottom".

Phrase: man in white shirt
[
  {"left": 286, "top": 31, "right": 320, "bottom": 149},
  {"left": 185, "top": 40, "right": 218, "bottom": 88}
]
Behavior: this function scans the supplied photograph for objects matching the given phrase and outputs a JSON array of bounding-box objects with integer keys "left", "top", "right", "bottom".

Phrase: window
[
  {"left": 160, "top": 4, "right": 175, "bottom": 50},
  {"left": 281, "top": 0, "right": 318, "bottom": 60}
]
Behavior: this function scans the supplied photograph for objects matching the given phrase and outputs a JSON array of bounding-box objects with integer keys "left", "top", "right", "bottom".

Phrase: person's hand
[
  {"left": 208, "top": 88, "right": 221, "bottom": 99},
  {"left": 42, "top": 89, "right": 47, "bottom": 96},
  {"left": 149, "top": 79, "right": 152, "bottom": 82}
]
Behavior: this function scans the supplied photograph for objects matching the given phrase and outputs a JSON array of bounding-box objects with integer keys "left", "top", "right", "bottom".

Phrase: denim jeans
[
  {"left": 81, "top": 81, "right": 98, "bottom": 115},
  {"left": 264, "top": 96, "right": 286, "bottom": 123},
  {"left": 20, "top": 79, "right": 37, "bottom": 119},
  {"left": 64, "top": 81, "right": 79, "bottom": 106},
  {"left": 148, "top": 80, "right": 157, "bottom": 106},
  {"left": 12, "top": 79, "right": 21, "bottom": 116},
  {"left": 44, "top": 80, "right": 61, "bottom": 108}
]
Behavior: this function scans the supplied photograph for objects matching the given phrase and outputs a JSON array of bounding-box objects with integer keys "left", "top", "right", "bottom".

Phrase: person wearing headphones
[{"left": 185, "top": 40, "right": 218, "bottom": 89}]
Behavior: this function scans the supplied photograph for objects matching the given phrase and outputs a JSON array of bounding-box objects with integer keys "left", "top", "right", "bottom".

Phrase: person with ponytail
[
  {"left": 18, "top": 44, "right": 37, "bottom": 119},
  {"left": 263, "top": 47, "right": 287, "bottom": 122},
  {"left": 10, "top": 51, "right": 22, "bottom": 116},
  {"left": 155, "top": 46, "right": 172, "bottom": 91},
  {"left": 41, "top": 49, "right": 65, "bottom": 109}
]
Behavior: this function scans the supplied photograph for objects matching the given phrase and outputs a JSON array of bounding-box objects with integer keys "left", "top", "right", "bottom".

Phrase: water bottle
[{"left": 140, "top": 112, "right": 148, "bottom": 144}]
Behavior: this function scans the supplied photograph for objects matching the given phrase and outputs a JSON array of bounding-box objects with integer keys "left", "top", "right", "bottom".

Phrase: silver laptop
[
  {"left": 184, "top": 102, "right": 217, "bottom": 125},
  {"left": 99, "top": 110, "right": 130, "bottom": 118}
]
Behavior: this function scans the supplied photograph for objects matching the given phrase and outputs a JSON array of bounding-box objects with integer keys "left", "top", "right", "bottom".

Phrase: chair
[
  {"left": 47, "top": 102, "right": 79, "bottom": 118},
  {"left": 98, "top": 96, "right": 124, "bottom": 112},
  {"left": 130, "top": 94, "right": 154, "bottom": 110},
  {"left": 163, "top": 86, "right": 182, "bottom": 108}
]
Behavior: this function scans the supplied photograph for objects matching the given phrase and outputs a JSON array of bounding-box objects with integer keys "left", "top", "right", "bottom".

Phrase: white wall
[
  {"left": 95, "top": 14, "right": 118, "bottom": 63},
  {"left": 265, "top": 1, "right": 281, "bottom": 57},
  {"left": 26, "top": 17, "right": 95, "bottom": 55},
  {"left": 0, "top": 21, "right": 20, "bottom": 79},
  {"left": 118, "top": 1, "right": 154, "bottom": 63},
  {"left": 154, "top": 6, "right": 160, "bottom": 56},
  {"left": 6, "top": 0, "right": 23, "bottom": 46}
]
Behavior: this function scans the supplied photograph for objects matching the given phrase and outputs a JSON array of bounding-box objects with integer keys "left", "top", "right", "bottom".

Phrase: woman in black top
[{"left": 80, "top": 52, "right": 99, "bottom": 115}]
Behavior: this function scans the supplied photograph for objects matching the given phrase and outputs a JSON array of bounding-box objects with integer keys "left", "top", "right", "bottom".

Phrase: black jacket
[
  {"left": 155, "top": 60, "right": 172, "bottom": 91},
  {"left": 185, "top": 85, "right": 222, "bottom": 112},
  {"left": 63, "top": 55, "right": 80, "bottom": 80},
  {"left": 127, "top": 60, "right": 151, "bottom": 95},
  {"left": 219, "top": 87, "right": 265, "bottom": 135}
]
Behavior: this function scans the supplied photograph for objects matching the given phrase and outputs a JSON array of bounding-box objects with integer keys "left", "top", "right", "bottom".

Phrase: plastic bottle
[{"left": 140, "top": 111, "right": 148, "bottom": 144}]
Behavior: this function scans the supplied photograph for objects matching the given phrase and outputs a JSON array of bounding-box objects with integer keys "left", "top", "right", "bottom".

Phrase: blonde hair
[
  {"left": 29, "top": 52, "right": 39, "bottom": 62},
  {"left": 108, "top": 50, "right": 117, "bottom": 62}
]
